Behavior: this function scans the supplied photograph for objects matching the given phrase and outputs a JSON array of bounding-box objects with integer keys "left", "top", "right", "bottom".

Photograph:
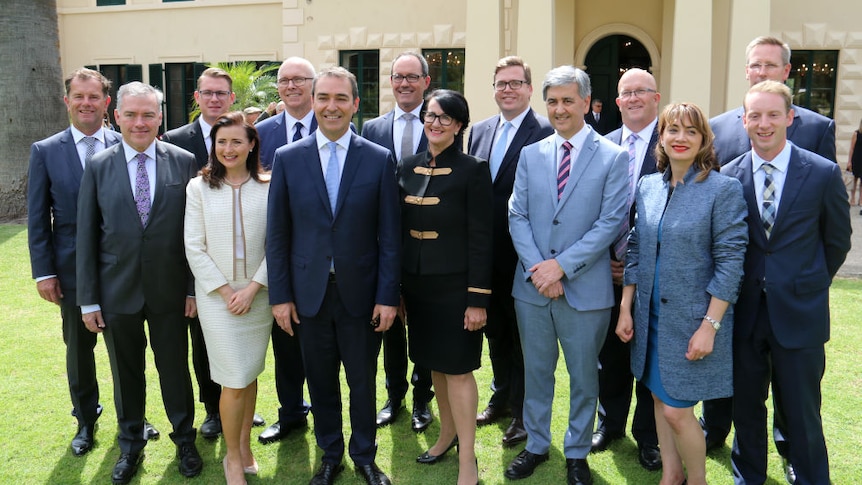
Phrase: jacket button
[
  {"left": 550, "top": 249, "right": 557, "bottom": 255},
  {"left": 553, "top": 219, "right": 560, "bottom": 225},
  {"left": 660, "top": 298, "right": 668, "bottom": 303}
]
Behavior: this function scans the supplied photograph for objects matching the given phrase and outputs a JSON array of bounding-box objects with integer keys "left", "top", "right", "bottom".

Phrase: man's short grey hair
[
  {"left": 745, "top": 36, "right": 791, "bottom": 66},
  {"left": 542, "top": 65, "right": 591, "bottom": 101},
  {"left": 116, "top": 82, "right": 163, "bottom": 112},
  {"left": 392, "top": 51, "right": 429, "bottom": 77}
]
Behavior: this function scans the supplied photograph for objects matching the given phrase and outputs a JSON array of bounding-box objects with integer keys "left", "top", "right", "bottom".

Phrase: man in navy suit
[
  {"left": 721, "top": 80, "right": 850, "bottom": 485},
  {"left": 592, "top": 67, "right": 660, "bottom": 470},
  {"left": 584, "top": 99, "right": 615, "bottom": 135},
  {"left": 467, "top": 56, "right": 553, "bottom": 447},
  {"left": 267, "top": 67, "right": 401, "bottom": 485},
  {"left": 361, "top": 51, "right": 434, "bottom": 432}
]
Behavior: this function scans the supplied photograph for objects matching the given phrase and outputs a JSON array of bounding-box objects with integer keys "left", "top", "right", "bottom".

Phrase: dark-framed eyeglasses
[
  {"left": 493, "top": 80, "right": 527, "bottom": 91},
  {"left": 277, "top": 77, "right": 313, "bottom": 87},
  {"left": 198, "top": 90, "right": 231, "bottom": 99},
  {"left": 423, "top": 112, "right": 454, "bottom": 126},
  {"left": 391, "top": 73, "right": 423, "bottom": 84}
]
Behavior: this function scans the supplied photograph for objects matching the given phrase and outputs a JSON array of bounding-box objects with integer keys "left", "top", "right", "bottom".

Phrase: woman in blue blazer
[{"left": 616, "top": 103, "right": 748, "bottom": 485}]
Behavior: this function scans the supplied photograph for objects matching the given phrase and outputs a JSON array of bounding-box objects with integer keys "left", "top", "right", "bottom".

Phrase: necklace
[{"left": 224, "top": 173, "right": 251, "bottom": 187}]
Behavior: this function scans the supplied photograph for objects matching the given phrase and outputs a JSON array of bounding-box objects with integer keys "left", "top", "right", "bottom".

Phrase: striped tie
[
  {"left": 557, "top": 141, "right": 572, "bottom": 200},
  {"left": 761, "top": 163, "right": 777, "bottom": 238},
  {"left": 613, "top": 133, "right": 639, "bottom": 259}
]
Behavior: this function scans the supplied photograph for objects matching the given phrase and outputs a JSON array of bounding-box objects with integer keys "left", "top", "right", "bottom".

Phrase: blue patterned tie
[
  {"left": 292, "top": 122, "right": 303, "bottom": 142},
  {"left": 134, "top": 153, "right": 151, "bottom": 226},
  {"left": 325, "top": 142, "right": 340, "bottom": 215},
  {"left": 761, "top": 163, "right": 777, "bottom": 238},
  {"left": 557, "top": 141, "right": 572, "bottom": 200},
  {"left": 490, "top": 121, "right": 511, "bottom": 180}
]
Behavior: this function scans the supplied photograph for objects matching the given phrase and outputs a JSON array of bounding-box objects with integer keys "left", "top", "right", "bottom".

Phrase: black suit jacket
[
  {"left": 162, "top": 119, "right": 209, "bottom": 169},
  {"left": 76, "top": 141, "right": 197, "bottom": 314},
  {"left": 585, "top": 112, "right": 616, "bottom": 135}
]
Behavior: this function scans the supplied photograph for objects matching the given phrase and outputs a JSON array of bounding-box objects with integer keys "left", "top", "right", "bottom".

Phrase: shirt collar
[
  {"left": 555, "top": 123, "right": 591, "bottom": 153},
  {"left": 751, "top": 141, "right": 793, "bottom": 173},
  {"left": 122, "top": 140, "right": 157, "bottom": 162},
  {"left": 621, "top": 118, "right": 658, "bottom": 143},
  {"left": 316, "top": 129, "right": 352, "bottom": 151},
  {"left": 394, "top": 103, "right": 422, "bottom": 120},
  {"left": 499, "top": 107, "right": 531, "bottom": 130},
  {"left": 286, "top": 110, "right": 315, "bottom": 128},
  {"left": 198, "top": 117, "right": 213, "bottom": 138},
  {"left": 70, "top": 125, "right": 106, "bottom": 145}
]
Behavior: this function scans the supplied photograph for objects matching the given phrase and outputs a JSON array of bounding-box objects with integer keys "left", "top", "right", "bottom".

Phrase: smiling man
[{"left": 257, "top": 57, "right": 318, "bottom": 169}]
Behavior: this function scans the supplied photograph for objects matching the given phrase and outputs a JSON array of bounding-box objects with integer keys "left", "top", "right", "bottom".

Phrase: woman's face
[
  {"left": 214, "top": 124, "right": 253, "bottom": 173},
  {"left": 661, "top": 114, "right": 703, "bottom": 165},
  {"left": 423, "top": 98, "right": 463, "bottom": 149}
]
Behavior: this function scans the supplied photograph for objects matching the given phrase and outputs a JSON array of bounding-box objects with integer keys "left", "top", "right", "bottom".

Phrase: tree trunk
[{"left": 0, "top": 0, "right": 67, "bottom": 221}]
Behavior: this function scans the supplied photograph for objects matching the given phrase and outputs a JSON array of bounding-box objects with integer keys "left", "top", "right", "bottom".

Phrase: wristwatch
[{"left": 703, "top": 315, "right": 721, "bottom": 331}]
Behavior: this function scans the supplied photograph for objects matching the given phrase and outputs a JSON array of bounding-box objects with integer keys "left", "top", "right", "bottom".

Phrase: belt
[{"left": 409, "top": 229, "right": 439, "bottom": 240}]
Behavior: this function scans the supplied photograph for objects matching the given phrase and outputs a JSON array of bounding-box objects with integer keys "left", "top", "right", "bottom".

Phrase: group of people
[{"left": 27, "top": 34, "right": 850, "bottom": 485}]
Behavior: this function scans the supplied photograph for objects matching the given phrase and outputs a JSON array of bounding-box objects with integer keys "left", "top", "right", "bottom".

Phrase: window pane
[
  {"left": 788, "top": 50, "right": 838, "bottom": 118},
  {"left": 97, "top": 0, "right": 125, "bottom": 5},
  {"left": 340, "top": 50, "right": 379, "bottom": 132},
  {"left": 423, "top": 49, "right": 466, "bottom": 92}
]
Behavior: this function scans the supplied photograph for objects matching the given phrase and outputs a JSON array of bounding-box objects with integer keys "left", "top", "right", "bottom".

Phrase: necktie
[
  {"left": 489, "top": 121, "right": 511, "bottom": 181},
  {"left": 595, "top": 112, "right": 600, "bottom": 122},
  {"left": 134, "top": 153, "right": 151, "bottom": 227},
  {"left": 400, "top": 113, "right": 415, "bottom": 161},
  {"left": 557, "top": 141, "right": 572, "bottom": 200},
  {"left": 292, "top": 122, "right": 304, "bottom": 142},
  {"left": 761, "top": 163, "right": 777, "bottom": 238},
  {"left": 325, "top": 142, "right": 340, "bottom": 215},
  {"left": 82, "top": 136, "right": 97, "bottom": 164},
  {"left": 613, "top": 133, "right": 639, "bottom": 260}
]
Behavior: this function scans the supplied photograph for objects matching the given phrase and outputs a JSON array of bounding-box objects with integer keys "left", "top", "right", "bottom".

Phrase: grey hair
[
  {"left": 116, "top": 82, "right": 163, "bottom": 112},
  {"left": 392, "top": 51, "right": 429, "bottom": 77},
  {"left": 542, "top": 65, "right": 591, "bottom": 101},
  {"left": 745, "top": 36, "right": 791, "bottom": 66}
]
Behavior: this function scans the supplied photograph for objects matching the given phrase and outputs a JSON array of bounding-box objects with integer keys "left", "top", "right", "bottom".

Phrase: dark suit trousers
[
  {"left": 61, "top": 290, "right": 100, "bottom": 427},
  {"left": 381, "top": 315, "right": 433, "bottom": 404},
  {"left": 296, "top": 279, "right": 381, "bottom": 466},
  {"left": 188, "top": 315, "right": 221, "bottom": 413},
  {"left": 102, "top": 306, "right": 196, "bottom": 454},
  {"left": 271, "top": 320, "right": 310, "bottom": 423},
  {"left": 484, "top": 285, "right": 525, "bottom": 418},
  {"left": 731, "top": 294, "right": 829, "bottom": 485}
]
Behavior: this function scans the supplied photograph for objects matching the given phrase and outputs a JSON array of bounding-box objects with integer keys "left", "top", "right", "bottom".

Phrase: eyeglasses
[
  {"left": 423, "top": 112, "right": 454, "bottom": 126},
  {"left": 198, "top": 90, "right": 231, "bottom": 99},
  {"left": 391, "top": 73, "right": 423, "bottom": 84},
  {"left": 493, "top": 80, "right": 527, "bottom": 91},
  {"left": 618, "top": 89, "right": 656, "bottom": 99},
  {"left": 277, "top": 77, "right": 313, "bottom": 87},
  {"left": 746, "top": 63, "right": 783, "bottom": 72}
]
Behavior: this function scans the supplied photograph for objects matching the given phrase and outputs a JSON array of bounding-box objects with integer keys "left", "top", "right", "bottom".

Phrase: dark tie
[
  {"left": 761, "top": 163, "right": 777, "bottom": 238},
  {"left": 82, "top": 136, "right": 97, "bottom": 164},
  {"left": 134, "top": 153, "right": 151, "bottom": 227},
  {"left": 292, "top": 122, "right": 303, "bottom": 142},
  {"left": 613, "top": 133, "right": 639, "bottom": 259},
  {"left": 490, "top": 121, "right": 511, "bottom": 181},
  {"left": 557, "top": 141, "right": 573, "bottom": 200},
  {"left": 400, "top": 113, "right": 415, "bottom": 161},
  {"left": 325, "top": 142, "right": 340, "bottom": 215}
]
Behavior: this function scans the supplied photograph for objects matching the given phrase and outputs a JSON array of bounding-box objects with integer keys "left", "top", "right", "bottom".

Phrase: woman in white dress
[{"left": 184, "top": 112, "right": 270, "bottom": 485}]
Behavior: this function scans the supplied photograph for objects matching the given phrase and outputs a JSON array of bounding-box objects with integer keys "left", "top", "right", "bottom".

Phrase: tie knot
[
  {"left": 328, "top": 141, "right": 338, "bottom": 153},
  {"left": 562, "top": 141, "right": 573, "bottom": 151},
  {"left": 761, "top": 162, "right": 776, "bottom": 174},
  {"left": 136, "top": 153, "right": 147, "bottom": 164},
  {"left": 83, "top": 136, "right": 96, "bottom": 147},
  {"left": 627, "top": 133, "right": 638, "bottom": 144},
  {"left": 402, "top": 112, "right": 414, "bottom": 121}
]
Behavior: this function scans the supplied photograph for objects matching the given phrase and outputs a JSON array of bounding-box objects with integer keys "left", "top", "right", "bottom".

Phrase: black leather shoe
[
  {"left": 310, "top": 461, "right": 344, "bottom": 485},
  {"left": 200, "top": 413, "right": 222, "bottom": 439},
  {"left": 143, "top": 418, "right": 160, "bottom": 441},
  {"left": 704, "top": 432, "right": 725, "bottom": 452},
  {"left": 177, "top": 442, "right": 203, "bottom": 477},
  {"left": 416, "top": 436, "right": 458, "bottom": 464},
  {"left": 411, "top": 401, "right": 433, "bottom": 432},
  {"left": 355, "top": 462, "right": 391, "bottom": 485},
  {"left": 502, "top": 417, "right": 527, "bottom": 447},
  {"left": 638, "top": 443, "right": 662, "bottom": 471},
  {"left": 258, "top": 418, "right": 308, "bottom": 444},
  {"left": 566, "top": 458, "right": 593, "bottom": 485},
  {"left": 505, "top": 449, "right": 549, "bottom": 480},
  {"left": 252, "top": 413, "right": 266, "bottom": 427},
  {"left": 111, "top": 452, "right": 143, "bottom": 484},
  {"left": 782, "top": 458, "right": 796, "bottom": 484},
  {"left": 590, "top": 428, "right": 623, "bottom": 452},
  {"left": 71, "top": 424, "right": 95, "bottom": 456},
  {"left": 476, "top": 405, "right": 509, "bottom": 427},
  {"left": 376, "top": 399, "right": 404, "bottom": 427}
]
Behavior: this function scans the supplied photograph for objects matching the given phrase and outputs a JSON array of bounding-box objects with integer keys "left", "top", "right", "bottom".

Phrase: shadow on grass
[{"left": 0, "top": 224, "right": 25, "bottom": 246}]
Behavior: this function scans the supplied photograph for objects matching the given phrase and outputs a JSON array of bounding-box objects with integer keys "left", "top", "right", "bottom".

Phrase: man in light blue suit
[{"left": 505, "top": 66, "right": 629, "bottom": 485}]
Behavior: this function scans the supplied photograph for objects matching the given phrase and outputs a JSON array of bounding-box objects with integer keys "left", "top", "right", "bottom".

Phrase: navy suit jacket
[
  {"left": 585, "top": 112, "right": 616, "bottom": 135},
  {"left": 711, "top": 104, "right": 836, "bottom": 165},
  {"left": 721, "top": 144, "right": 850, "bottom": 348},
  {"left": 361, "top": 109, "right": 428, "bottom": 158},
  {"left": 256, "top": 111, "right": 319, "bottom": 170},
  {"left": 28, "top": 128, "right": 122, "bottom": 291},
  {"left": 266, "top": 132, "right": 401, "bottom": 318},
  {"left": 605, "top": 125, "right": 660, "bottom": 228},
  {"left": 161, "top": 119, "right": 209, "bottom": 169}
]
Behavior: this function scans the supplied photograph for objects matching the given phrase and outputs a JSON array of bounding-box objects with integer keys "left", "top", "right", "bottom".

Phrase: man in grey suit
[
  {"left": 77, "top": 82, "right": 201, "bottom": 484},
  {"left": 505, "top": 66, "right": 628, "bottom": 485},
  {"left": 467, "top": 55, "right": 553, "bottom": 447},
  {"left": 361, "top": 51, "right": 434, "bottom": 432}
]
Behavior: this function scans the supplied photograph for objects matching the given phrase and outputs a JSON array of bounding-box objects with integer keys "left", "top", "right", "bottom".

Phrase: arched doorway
[{"left": 583, "top": 35, "right": 652, "bottom": 133}]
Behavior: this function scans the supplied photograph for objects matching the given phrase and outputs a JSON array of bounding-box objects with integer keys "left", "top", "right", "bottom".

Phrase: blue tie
[
  {"left": 489, "top": 121, "right": 511, "bottom": 180},
  {"left": 292, "top": 122, "right": 303, "bottom": 142},
  {"left": 325, "top": 141, "right": 340, "bottom": 215}
]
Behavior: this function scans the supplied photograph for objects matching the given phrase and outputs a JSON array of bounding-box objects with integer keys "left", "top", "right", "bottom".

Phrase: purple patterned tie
[
  {"left": 557, "top": 141, "right": 572, "bottom": 200},
  {"left": 134, "top": 153, "right": 151, "bottom": 226},
  {"left": 613, "top": 134, "right": 639, "bottom": 260}
]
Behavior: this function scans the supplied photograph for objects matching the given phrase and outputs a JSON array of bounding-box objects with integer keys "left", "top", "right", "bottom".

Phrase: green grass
[{"left": 1, "top": 223, "right": 860, "bottom": 484}]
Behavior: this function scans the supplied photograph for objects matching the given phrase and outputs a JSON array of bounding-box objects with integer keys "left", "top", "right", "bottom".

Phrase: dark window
[
  {"left": 96, "top": 0, "right": 125, "bottom": 5},
  {"left": 340, "top": 50, "right": 380, "bottom": 132},
  {"left": 423, "top": 49, "right": 466, "bottom": 92},
  {"left": 97, "top": 64, "right": 142, "bottom": 128},
  {"left": 163, "top": 63, "right": 200, "bottom": 130},
  {"left": 788, "top": 50, "right": 838, "bottom": 118}
]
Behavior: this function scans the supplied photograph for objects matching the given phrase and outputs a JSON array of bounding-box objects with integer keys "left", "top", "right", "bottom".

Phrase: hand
[
  {"left": 82, "top": 310, "right": 105, "bottom": 333},
  {"left": 685, "top": 322, "right": 716, "bottom": 361},
  {"left": 539, "top": 280, "right": 564, "bottom": 299},
  {"left": 273, "top": 302, "right": 300, "bottom": 336},
  {"left": 615, "top": 308, "right": 634, "bottom": 343},
  {"left": 529, "top": 259, "right": 565, "bottom": 294},
  {"left": 372, "top": 304, "right": 397, "bottom": 332},
  {"left": 36, "top": 277, "right": 63, "bottom": 305},
  {"left": 227, "top": 284, "right": 260, "bottom": 316},
  {"left": 610, "top": 259, "right": 624, "bottom": 286},
  {"left": 463, "top": 306, "right": 487, "bottom": 331},
  {"left": 184, "top": 297, "right": 197, "bottom": 318}
]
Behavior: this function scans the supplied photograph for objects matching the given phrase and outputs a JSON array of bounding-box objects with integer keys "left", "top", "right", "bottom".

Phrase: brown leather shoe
[
  {"left": 502, "top": 417, "right": 527, "bottom": 447},
  {"left": 476, "top": 405, "right": 510, "bottom": 427}
]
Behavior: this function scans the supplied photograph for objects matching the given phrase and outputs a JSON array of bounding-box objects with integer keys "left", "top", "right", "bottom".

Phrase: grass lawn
[{"left": 1, "top": 223, "right": 860, "bottom": 484}]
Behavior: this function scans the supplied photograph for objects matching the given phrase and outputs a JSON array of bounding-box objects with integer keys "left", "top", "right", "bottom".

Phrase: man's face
[
  {"left": 194, "top": 75, "right": 234, "bottom": 124},
  {"left": 545, "top": 83, "right": 588, "bottom": 139},
  {"left": 743, "top": 91, "right": 793, "bottom": 160},
  {"left": 277, "top": 60, "right": 314, "bottom": 117},
  {"left": 745, "top": 44, "right": 791, "bottom": 87},
  {"left": 115, "top": 94, "right": 162, "bottom": 152},
  {"left": 313, "top": 75, "right": 359, "bottom": 140},
  {"left": 615, "top": 71, "right": 660, "bottom": 132},
  {"left": 390, "top": 56, "right": 430, "bottom": 112},
  {"left": 592, "top": 101, "right": 603, "bottom": 113},
  {"left": 494, "top": 65, "right": 533, "bottom": 120},
  {"left": 65, "top": 77, "right": 110, "bottom": 135}
]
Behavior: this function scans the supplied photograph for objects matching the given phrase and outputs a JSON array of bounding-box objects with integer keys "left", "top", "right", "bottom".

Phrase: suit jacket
[
  {"left": 585, "top": 112, "right": 616, "bottom": 135},
  {"left": 266, "top": 133, "right": 401, "bottom": 318},
  {"left": 624, "top": 168, "right": 748, "bottom": 401},
  {"left": 605, "top": 125, "right": 660, "bottom": 229},
  {"left": 508, "top": 129, "right": 629, "bottom": 310},
  {"left": 28, "top": 128, "right": 122, "bottom": 290},
  {"left": 256, "top": 112, "right": 319, "bottom": 170},
  {"left": 721, "top": 144, "right": 851, "bottom": 348},
  {"left": 361, "top": 109, "right": 428, "bottom": 158},
  {"left": 711, "top": 104, "right": 836, "bottom": 165},
  {"left": 162, "top": 119, "right": 209, "bottom": 170},
  {"left": 468, "top": 109, "right": 553, "bottom": 290},
  {"left": 76, "top": 141, "right": 197, "bottom": 314}
]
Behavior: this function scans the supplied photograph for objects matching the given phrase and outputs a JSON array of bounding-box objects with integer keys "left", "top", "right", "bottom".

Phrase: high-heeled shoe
[
  {"left": 416, "top": 436, "right": 458, "bottom": 464},
  {"left": 243, "top": 461, "right": 259, "bottom": 475},
  {"left": 223, "top": 458, "right": 248, "bottom": 485}
]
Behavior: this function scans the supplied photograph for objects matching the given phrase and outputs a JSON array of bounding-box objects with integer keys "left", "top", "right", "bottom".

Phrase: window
[
  {"left": 423, "top": 49, "right": 466, "bottom": 92},
  {"left": 340, "top": 50, "right": 379, "bottom": 132},
  {"left": 162, "top": 63, "right": 202, "bottom": 130},
  {"left": 97, "top": 0, "right": 125, "bottom": 5},
  {"left": 95, "top": 64, "right": 142, "bottom": 129},
  {"left": 787, "top": 50, "right": 838, "bottom": 118}
]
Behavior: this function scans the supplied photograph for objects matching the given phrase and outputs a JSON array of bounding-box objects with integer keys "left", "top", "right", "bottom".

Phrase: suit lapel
[
  {"left": 771, "top": 146, "right": 809, "bottom": 238},
  {"left": 150, "top": 142, "right": 169, "bottom": 218},
  {"left": 335, "top": 134, "right": 362, "bottom": 218},
  {"left": 731, "top": 108, "right": 752, "bottom": 158},
  {"left": 733, "top": 154, "right": 767, "bottom": 246},
  {"left": 301, "top": 137, "right": 331, "bottom": 216},
  {"left": 555, "top": 132, "right": 598, "bottom": 213},
  {"left": 109, "top": 145, "right": 144, "bottom": 230},
  {"left": 60, "top": 129, "right": 86, "bottom": 183},
  {"left": 498, "top": 111, "right": 535, "bottom": 184},
  {"left": 786, "top": 105, "right": 803, "bottom": 142}
]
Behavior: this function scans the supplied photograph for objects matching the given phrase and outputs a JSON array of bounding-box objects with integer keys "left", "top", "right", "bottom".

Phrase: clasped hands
[
  {"left": 529, "top": 259, "right": 565, "bottom": 299},
  {"left": 272, "top": 302, "right": 396, "bottom": 336}
]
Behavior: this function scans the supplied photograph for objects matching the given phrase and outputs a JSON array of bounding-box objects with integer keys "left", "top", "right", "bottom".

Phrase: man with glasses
[
  {"left": 467, "top": 56, "right": 552, "bottom": 448},
  {"left": 361, "top": 51, "right": 435, "bottom": 433}
]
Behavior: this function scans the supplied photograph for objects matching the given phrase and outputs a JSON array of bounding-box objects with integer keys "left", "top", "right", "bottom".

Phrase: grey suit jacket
[
  {"left": 76, "top": 140, "right": 197, "bottom": 314},
  {"left": 361, "top": 109, "right": 428, "bottom": 157},
  {"left": 508, "top": 128, "right": 629, "bottom": 310}
]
